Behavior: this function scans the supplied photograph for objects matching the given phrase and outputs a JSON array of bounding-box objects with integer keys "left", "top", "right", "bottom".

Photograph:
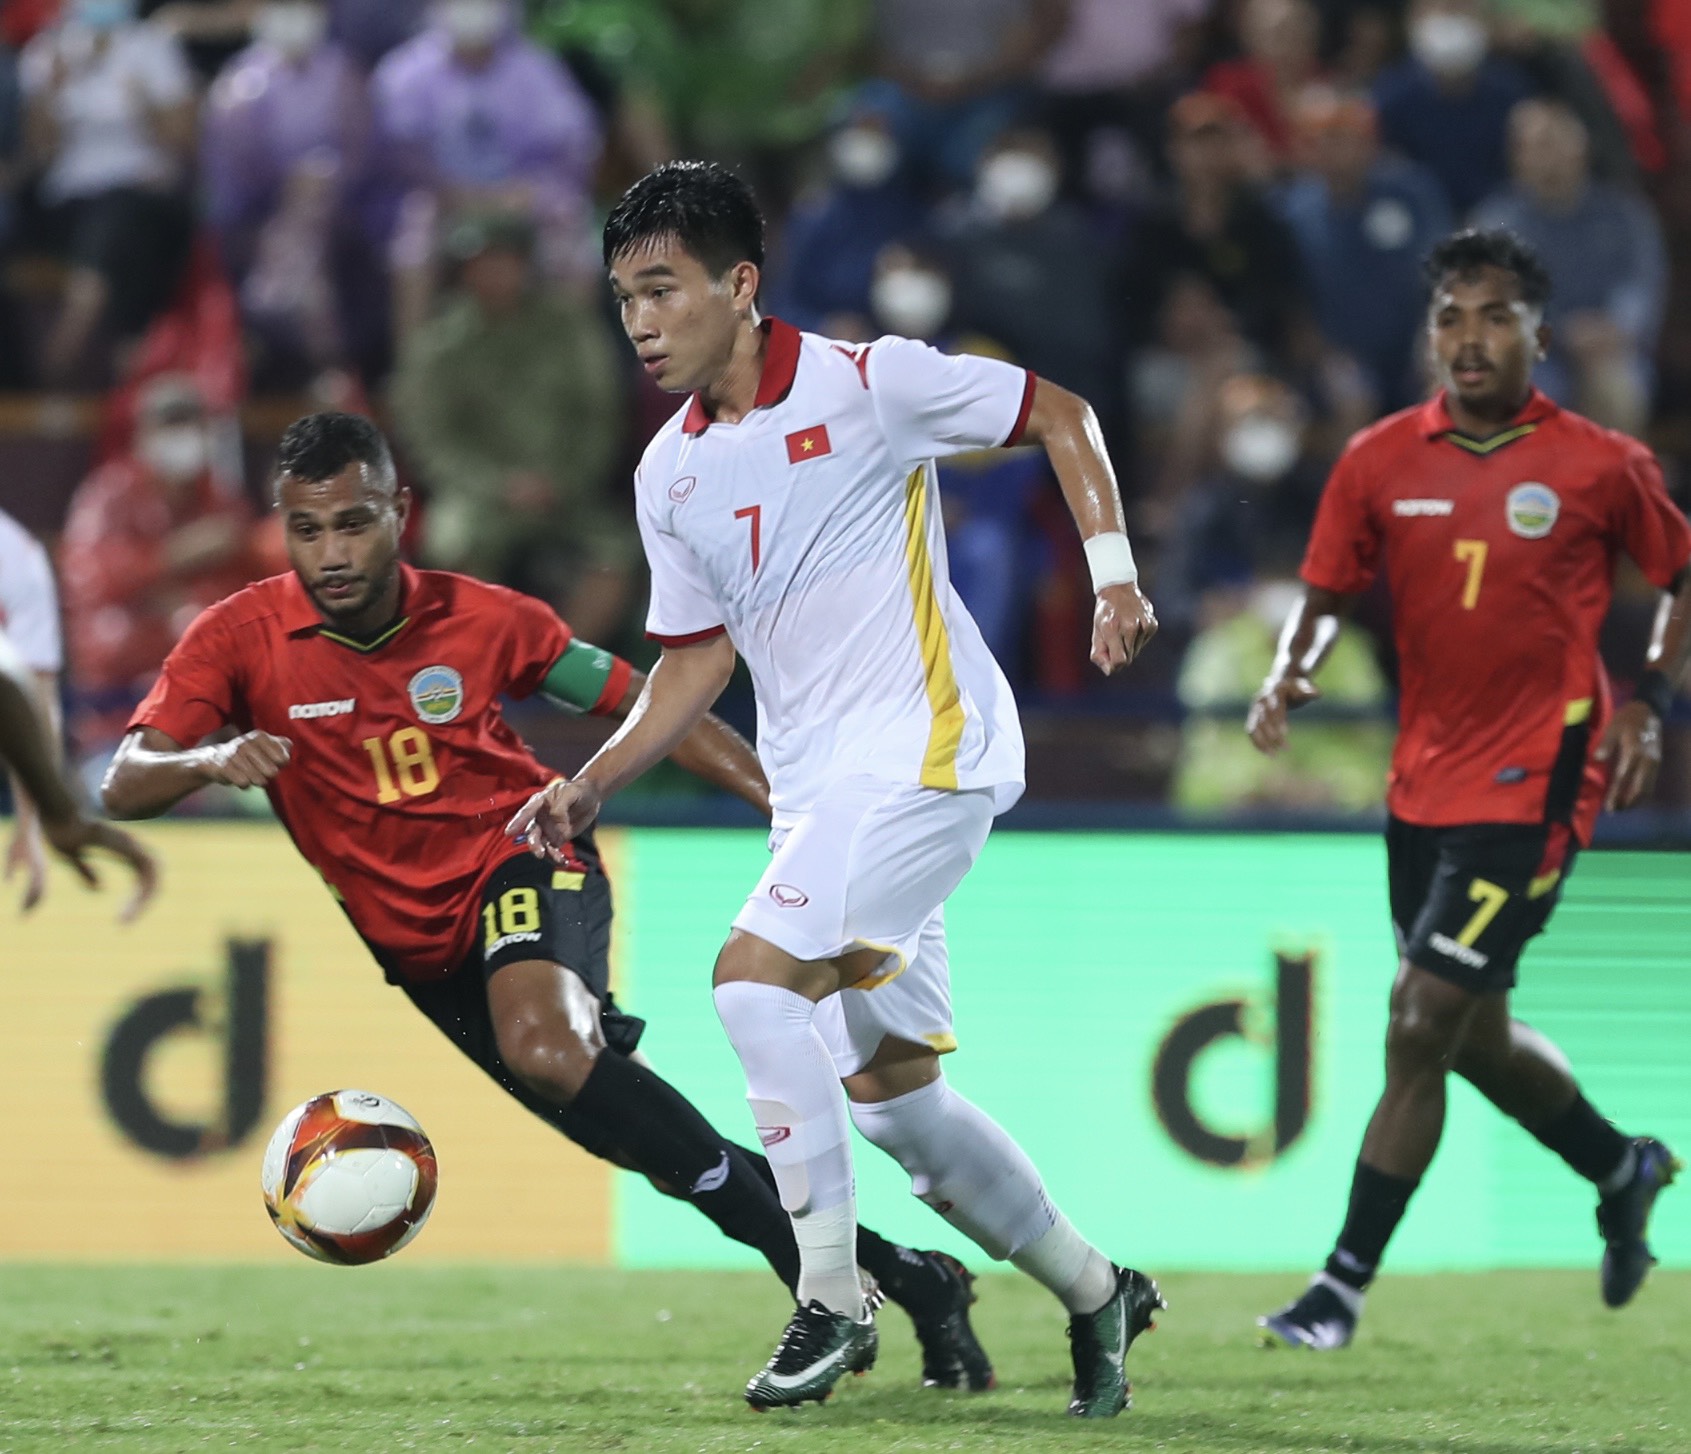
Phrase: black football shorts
[{"left": 1386, "top": 817, "right": 1579, "bottom": 994}]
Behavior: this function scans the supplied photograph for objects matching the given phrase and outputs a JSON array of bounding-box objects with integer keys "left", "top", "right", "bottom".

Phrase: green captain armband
[{"left": 541, "top": 638, "right": 633, "bottom": 716}]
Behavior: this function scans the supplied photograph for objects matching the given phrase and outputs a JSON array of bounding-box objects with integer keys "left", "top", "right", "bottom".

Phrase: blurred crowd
[{"left": 1, "top": 0, "right": 1688, "bottom": 815}]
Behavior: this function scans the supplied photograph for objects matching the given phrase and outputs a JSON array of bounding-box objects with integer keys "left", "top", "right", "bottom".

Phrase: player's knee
[
  {"left": 1385, "top": 1001, "right": 1465, "bottom": 1076},
  {"left": 496, "top": 1019, "right": 600, "bottom": 1104}
]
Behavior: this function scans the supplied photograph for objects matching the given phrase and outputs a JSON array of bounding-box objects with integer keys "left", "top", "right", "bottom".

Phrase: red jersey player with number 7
[
  {"left": 1250, "top": 230, "right": 1691, "bottom": 1350},
  {"left": 98, "top": 412, "right": 1013, "bottom": 1394}
]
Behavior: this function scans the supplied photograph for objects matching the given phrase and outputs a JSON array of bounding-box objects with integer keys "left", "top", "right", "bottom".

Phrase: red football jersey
[
  {"left": 1302, "top": 390, "right": 1691, "bottom": 842},
  {"left": 130, "top": 566, "right": 609, "bottom": 982}
]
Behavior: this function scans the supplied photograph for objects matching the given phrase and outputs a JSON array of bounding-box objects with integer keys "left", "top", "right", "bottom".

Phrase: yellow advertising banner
[{"left": 0, "top": 822, "right": 611, "bottom": 1261}]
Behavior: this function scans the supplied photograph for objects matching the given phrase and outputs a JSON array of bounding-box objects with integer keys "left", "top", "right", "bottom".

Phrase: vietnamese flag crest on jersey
[{"left": 785, "top": 424, "right": 832, "bottom": 464}]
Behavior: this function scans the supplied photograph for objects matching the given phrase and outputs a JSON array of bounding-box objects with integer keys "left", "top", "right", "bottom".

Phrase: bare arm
[
  {"left": 0, "top": 634, "right": 157, "bottom": 918},
  {"left": 102, "top": 725, "right": 293, "bottom": 821},
  {"left": 1245, "top": 585, "right": 1355, "bottom": 754},
  {"left": 5, "top": 669, "right": 59, "bottom": 911},
  {"left": 1596, "top": 566, "right": 1691, "bottom": 810},
  {"left": 508, "top": 633, "right": 738, "bottom": 856},
  {"left": 604, "top": 666, "right": 770, "bottom": 818},
  {"left": 1019, "top": 376, "right": 1157, "bottom": 674}
]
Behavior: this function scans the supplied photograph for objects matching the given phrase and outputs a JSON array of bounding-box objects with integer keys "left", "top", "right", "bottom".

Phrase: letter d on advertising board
[
  {"left": 99, "top": 939, "right": 270, "bottom": 1159},
  {"left": 1151, "top": 951, "right": 1314, "bottom": 1168}
]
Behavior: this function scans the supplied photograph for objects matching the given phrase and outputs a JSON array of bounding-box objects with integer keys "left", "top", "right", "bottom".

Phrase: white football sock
[
  {"left": 849, "top": 1076, "right": 1115, "bottom": 1312},
  {"left": 713, "top": 981, "right": 862, "bottom": 1315}
]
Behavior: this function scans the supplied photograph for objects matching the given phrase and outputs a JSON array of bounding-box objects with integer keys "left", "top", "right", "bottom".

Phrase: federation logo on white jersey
[
  {"left": 1506, "top": 483, "right": 1559, "bottom": 539},
  {"left": 287, "top": 698, "right": 356, "bottom": 720},
  {"left": 408, "top": 665, "right": 464, "bottom": 724}
]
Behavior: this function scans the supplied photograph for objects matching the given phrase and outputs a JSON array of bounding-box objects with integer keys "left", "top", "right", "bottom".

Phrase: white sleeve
[
  {"left": 635, "top": 476, "right": 725, "bottom": 645},
  {"left": 0, "top": 526, "right": 63, "bottom": 674},
  {"left": 865, "top": 334, "right": 1035, "bottom": 469}
]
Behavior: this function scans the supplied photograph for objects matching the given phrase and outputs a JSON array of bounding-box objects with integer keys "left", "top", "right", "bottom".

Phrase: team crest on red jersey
[
  {"left": 1506, "top": 483, "right": 1559, "bottom": 539},
  {"left": 408, "top": 665, "right": 464, "bottom": 724}
]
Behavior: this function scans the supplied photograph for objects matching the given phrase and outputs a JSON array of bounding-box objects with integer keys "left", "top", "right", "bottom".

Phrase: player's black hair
[
  {"left": 272, "top": 412, "right": 397, "bottom": 498},
  {"left": 1423, "top": 228, "right": 1553, "bottom": 310},
  {"left": 601, "top": 161, "right": 764, "bottom": 275}
]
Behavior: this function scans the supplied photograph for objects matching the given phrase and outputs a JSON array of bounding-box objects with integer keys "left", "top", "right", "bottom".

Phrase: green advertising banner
[{"left": 612, "top": 833, "right": 1691, "bottom": 1273}]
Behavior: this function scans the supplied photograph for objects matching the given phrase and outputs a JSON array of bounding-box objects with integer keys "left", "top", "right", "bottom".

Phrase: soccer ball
[{"left": 260, "top": 1089, "right": 438, "bottom": 1265}]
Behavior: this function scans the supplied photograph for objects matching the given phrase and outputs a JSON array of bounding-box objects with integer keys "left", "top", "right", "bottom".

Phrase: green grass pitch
[{"left": 1, "top": 1267, "right": 1685, "bottom": 1452}]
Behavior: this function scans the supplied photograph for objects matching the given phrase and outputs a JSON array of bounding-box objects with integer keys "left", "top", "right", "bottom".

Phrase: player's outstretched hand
[
  {"left": 1246, "top": 674, "right": 1322, "bottom": 755},
  {"left": 1092, "top": 582, "right": 1157, "bottom": 675},
  {"left": 5, "top": 814, "right": 46, "bottom": 913},
  {"left": 1595, "top": 700, "right": 1661, "bottom": 811},
  {"left": 40, "top": 811, "right": 159, "bottom": 923},
  {"left": 506, "top": 778, "right": 603, "bottom": 862},
  {"left": 199, "top": 730, "right": 291, "bottom": 789}
]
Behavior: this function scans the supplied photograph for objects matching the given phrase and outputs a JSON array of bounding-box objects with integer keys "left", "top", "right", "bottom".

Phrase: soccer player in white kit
[{"left": 508, "top": 162, "right": 1163, "bottom": 1416}]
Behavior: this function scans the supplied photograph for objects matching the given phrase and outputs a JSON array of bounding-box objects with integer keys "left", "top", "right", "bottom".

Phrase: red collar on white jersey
[{"left": 682, "top": 317, "right": 803, "bottom": 436}]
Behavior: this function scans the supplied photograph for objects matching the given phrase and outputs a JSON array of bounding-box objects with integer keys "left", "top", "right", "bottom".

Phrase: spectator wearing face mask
[
  {"left": 1274, "top": 91, "right": 1452, "bottom": 411},
  {"left": 58, "top": 374, "right": 264, "bottom": 755},
  {"left": 937, "top": 126, "right": 1122, "bottom": 427},
  {"left": 202, "top": 0, "right": 386, "bottom": 387},
  {"left": 18, "top": 0, "right": 197, "bottom": 384},
  {"left": 1372, "top": 0, "right": 1534, "bottom": 215},
  {"left": 1157, "top": 373, "right": 1328, "bottom": 632},
  {"left": 389, "top": 212, "right": 632, "bottom": 647},
  {"left": 371, "top": 0, "right": 602, "bottom": 344},
  {"left": 858, "top": 0, "right": 1069, "bottom": 187},
  {"left": 1471, "top": 98, "right": 1666, "bottom": 433},
  {"left": 1201, "top": 0, "right": 1326, "bottom": 163},
  {"left": 764, "top": 109, "right": 926, "bottom": 339}
]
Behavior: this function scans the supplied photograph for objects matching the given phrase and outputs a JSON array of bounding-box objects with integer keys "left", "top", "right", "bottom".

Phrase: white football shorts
[{"left": 731, "top": 775, "right": 996, "bottom": 1076}]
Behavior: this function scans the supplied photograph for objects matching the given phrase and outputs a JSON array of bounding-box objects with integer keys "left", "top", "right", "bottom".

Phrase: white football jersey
[
  {"left": 0, "top": 508, "right": 62, "bottom": 674},
  {"left": 635, "top": 320, "right": 1029, "bottom": 824}
]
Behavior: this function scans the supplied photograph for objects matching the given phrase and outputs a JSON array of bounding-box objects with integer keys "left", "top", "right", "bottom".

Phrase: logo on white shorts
[
  {"left": 756, "top": 1126, "right": 792, "bottom": 1147},
  {"left": 769, "top": 883, "right": 809, "bottom": 908}
]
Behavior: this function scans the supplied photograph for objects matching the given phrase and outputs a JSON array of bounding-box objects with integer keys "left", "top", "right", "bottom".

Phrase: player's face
[
  {"left": 1428, "top": 266, "right": 1546, "bottom": 417},
  {"left": 608, "top": 240, "right": 758, "bottom": 394},
  {"left": 279, "top": 465, "right": 409, "bottom": 628}
]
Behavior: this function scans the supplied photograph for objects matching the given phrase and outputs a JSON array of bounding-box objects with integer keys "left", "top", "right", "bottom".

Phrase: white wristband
[{"left": 1084, "top": 531, "right": 1138, "bottom": 591}]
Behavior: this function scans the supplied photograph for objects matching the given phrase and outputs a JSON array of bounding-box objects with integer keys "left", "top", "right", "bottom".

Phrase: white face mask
[
  {"left": 870, "top": 269, "right": 952, "bottom": 339},
  {"left": 440, "top": 0, "right": 503, "bottom": 47},
  {"left": 140, "top": 425, "right": 209, "bottom": 482},
  {"left": 1221, "top": 415, "right": 1300, "bottom": 482},
  {"left": 976, "top": 151, "right": 1060, "bottom": 222},
  {"left": 1410, "top": 12, "right": 1488, "bottom": 78},
  {"left": 830, "top": 127, "right": 898, "bottom": 188},
  {"left": 256, "top": 2, "right": 327, "bottom": 59}
]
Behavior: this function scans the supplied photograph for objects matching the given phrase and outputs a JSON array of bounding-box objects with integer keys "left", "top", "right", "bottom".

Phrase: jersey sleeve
[
  {"left": 0, "top": 527, "right": 62, "bottom": 673},
  {"left": 127, "top": 608, "right": 240, "bottom": 746},
  {"left": 499, "top": 590, "right": 575, "bottom": 699},
  {"left": 636, "top": 471, "right": 726, "bottom": 646},
  {"left": 866, "top": 336, "right": 1036, "bottom": 467},
  {"left": 1609, "top": 444, "right": 1691, "bottom": 591},
  {"left": 1301, "top": 447, "right": 1382, "bottom": 595}
]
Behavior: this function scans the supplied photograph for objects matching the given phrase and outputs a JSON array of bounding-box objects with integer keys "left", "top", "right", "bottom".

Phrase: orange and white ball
[{"left": 261, "top": 1090, "right": 438, "bottom": 1265}]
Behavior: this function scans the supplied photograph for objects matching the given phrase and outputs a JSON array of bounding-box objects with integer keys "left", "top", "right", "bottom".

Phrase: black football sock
[
  {"left": 735, "top": 1144, "right": 952, "bottom": 1313},
  {"left": 1323, "top": 1160, "right": 1420, "bottom": 1293},
  {"left": 563, "top": 1053, "right": 798, "bottom": 1286},
  {"left": 1527, "top": 1092, "right": 1633, "bottom": 1189}
]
